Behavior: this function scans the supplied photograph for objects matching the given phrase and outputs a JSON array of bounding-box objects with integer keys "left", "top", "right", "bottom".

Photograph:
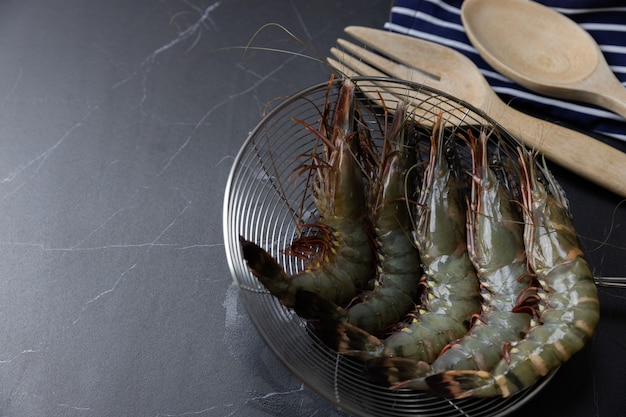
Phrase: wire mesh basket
[{"left": 223, "top": 77, "right": 555, "bottom": 417}]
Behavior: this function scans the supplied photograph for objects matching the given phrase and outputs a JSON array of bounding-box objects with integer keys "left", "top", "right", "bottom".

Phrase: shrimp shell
[
  {"left": 343, "top": 101, "right": 422, "bottom": 334},
  {"left": 375, "top": 120, "right": 482, "bottom": 361},
  {"left": 383, "top": 131, "right": 535, "bottom": 391},
  {"left": 426, "top": 149, "right": 600, "bottom": 398},
  {"left": 321, "top": 117, "right": 481, "bottom": 366},
  {"left": 240, "top": 79, "right": 376, "bottom": 309}
]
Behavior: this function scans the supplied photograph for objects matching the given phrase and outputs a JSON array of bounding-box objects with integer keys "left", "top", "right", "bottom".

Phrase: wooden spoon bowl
[{"left": 461, "top": 0, "right": 626, "bottom": 119}]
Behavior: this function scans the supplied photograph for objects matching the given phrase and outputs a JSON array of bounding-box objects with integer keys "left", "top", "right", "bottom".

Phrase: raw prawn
[
  {"left": 240, "top": 79, "right": 376, "bottom": 310},
  {"left": 342, "top": 101, "right": 422, "bottom": 333},
  {"left": 322, "top": 117, "right": 481, "bottom": 363},
  {"left": 295, "top": 100, "right": 421, "bottom": 334},
  {"left": 379, "top": 131, "right": 536, "bottom": 390},
  {"left": 426, "top": 149, "right": 600, "bottom": 398}
]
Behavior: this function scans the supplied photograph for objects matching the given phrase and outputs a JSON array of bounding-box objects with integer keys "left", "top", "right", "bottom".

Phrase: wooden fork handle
[{"left": 493, "top": 103, "right": 626, "bottom": 197}]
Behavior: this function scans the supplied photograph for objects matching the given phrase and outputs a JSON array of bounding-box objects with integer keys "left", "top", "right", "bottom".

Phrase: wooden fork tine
[
  {"left": 333, "top": 40, "right": 437, "bottom": 88},
  {"left": 327, "top": 56, "right": 410, "bottom": 113},
  {"left": 328, "top": 49, "right": 387, "bottom": 79},
  {"left": 327, "top": 55, "right": 483, "bottom": 129},
  {"left": 344, "top": 26, "right": 462, "bottom": 79},
  {"left": 343, "top": 26, "right": 492, "bottom": 103}
]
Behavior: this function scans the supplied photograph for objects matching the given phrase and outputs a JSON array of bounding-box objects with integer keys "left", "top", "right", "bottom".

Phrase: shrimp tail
[
  {"left": 425, "top": 370, "right": 498, "bottom": 398},
  {"left": 240, "top": 236, "right": 292, "bottom": 303},
  {"left": 292, "top": 290, "right": 346, "bottom": 321},
  {"left": 315, "top": 320, "right": 386, "bottom": 359},
  {"left": 313, "top": 319, "right": 351, "bottom": 352},
  {"left": 366, "top": 357, "right": 431, "bottom": 390}
]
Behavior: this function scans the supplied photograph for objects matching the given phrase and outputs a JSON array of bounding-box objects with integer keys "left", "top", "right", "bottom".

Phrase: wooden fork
[{"left": 328, "top": 26, "right": 626, "bottom": 198}]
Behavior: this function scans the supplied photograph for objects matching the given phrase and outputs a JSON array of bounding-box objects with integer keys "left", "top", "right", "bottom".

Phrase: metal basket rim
[{"left": 222, "top": 76, "right": 548, "bottom": 417}]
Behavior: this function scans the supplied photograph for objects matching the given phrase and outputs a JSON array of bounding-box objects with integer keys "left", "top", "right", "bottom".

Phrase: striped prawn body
[
  {"left": 240, "top": 79, "right": 376, "bottom": 310},
  {"left": 375, "top": 120, "right": 482, "bottom": 361},
  {"left": 342, "top": 101, "right": 422, "bottom": 334},
  {"left": 426, "top": 150, "right": 600, "bottom": 398},
  {"left": 425, "top": 133, "right": 536, "bottom": 371},
  {"left": 381, "top": 132, "right": 536, "bottom": 391}
]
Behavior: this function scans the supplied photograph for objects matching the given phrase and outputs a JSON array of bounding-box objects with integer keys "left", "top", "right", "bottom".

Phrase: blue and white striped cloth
[{"left": 384, "top": 0, "right": 626, "bottom": 141}]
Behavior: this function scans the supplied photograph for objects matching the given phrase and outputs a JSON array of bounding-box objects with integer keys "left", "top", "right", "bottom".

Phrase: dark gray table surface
[{"left": 0, "top": 1, "right": 624, "bottom": 416}]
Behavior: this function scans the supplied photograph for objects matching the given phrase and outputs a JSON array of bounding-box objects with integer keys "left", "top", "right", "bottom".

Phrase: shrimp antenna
[
  {"left": 200, "top": 23, "right": 330, "bottom": 68},
  {"left": 585, "top": 198, "right": 626, "bottom": 253},
  {"left": 241, "top": 23, "right": 328, "bottom": 66}
]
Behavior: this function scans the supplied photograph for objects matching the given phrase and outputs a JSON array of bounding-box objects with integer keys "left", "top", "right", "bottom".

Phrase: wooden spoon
[
  {"left": 330, "top": 27, "right": 626, "bottom": 197},
  {"left": 461, "top": 0, "right": 626, "bottom": 119}
]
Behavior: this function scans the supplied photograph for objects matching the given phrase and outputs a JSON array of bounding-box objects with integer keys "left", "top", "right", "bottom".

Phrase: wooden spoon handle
[
  {"left": 493, "top": 102, "right": 626, "bottom": 198},
  {"left": 593, "top": 74, "right": 626, "bottom": 120}
]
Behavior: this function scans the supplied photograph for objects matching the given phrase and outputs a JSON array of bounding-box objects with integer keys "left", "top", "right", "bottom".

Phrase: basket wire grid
[{"left": 223, "top": 77, "right": 554, "bottom": 417}]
